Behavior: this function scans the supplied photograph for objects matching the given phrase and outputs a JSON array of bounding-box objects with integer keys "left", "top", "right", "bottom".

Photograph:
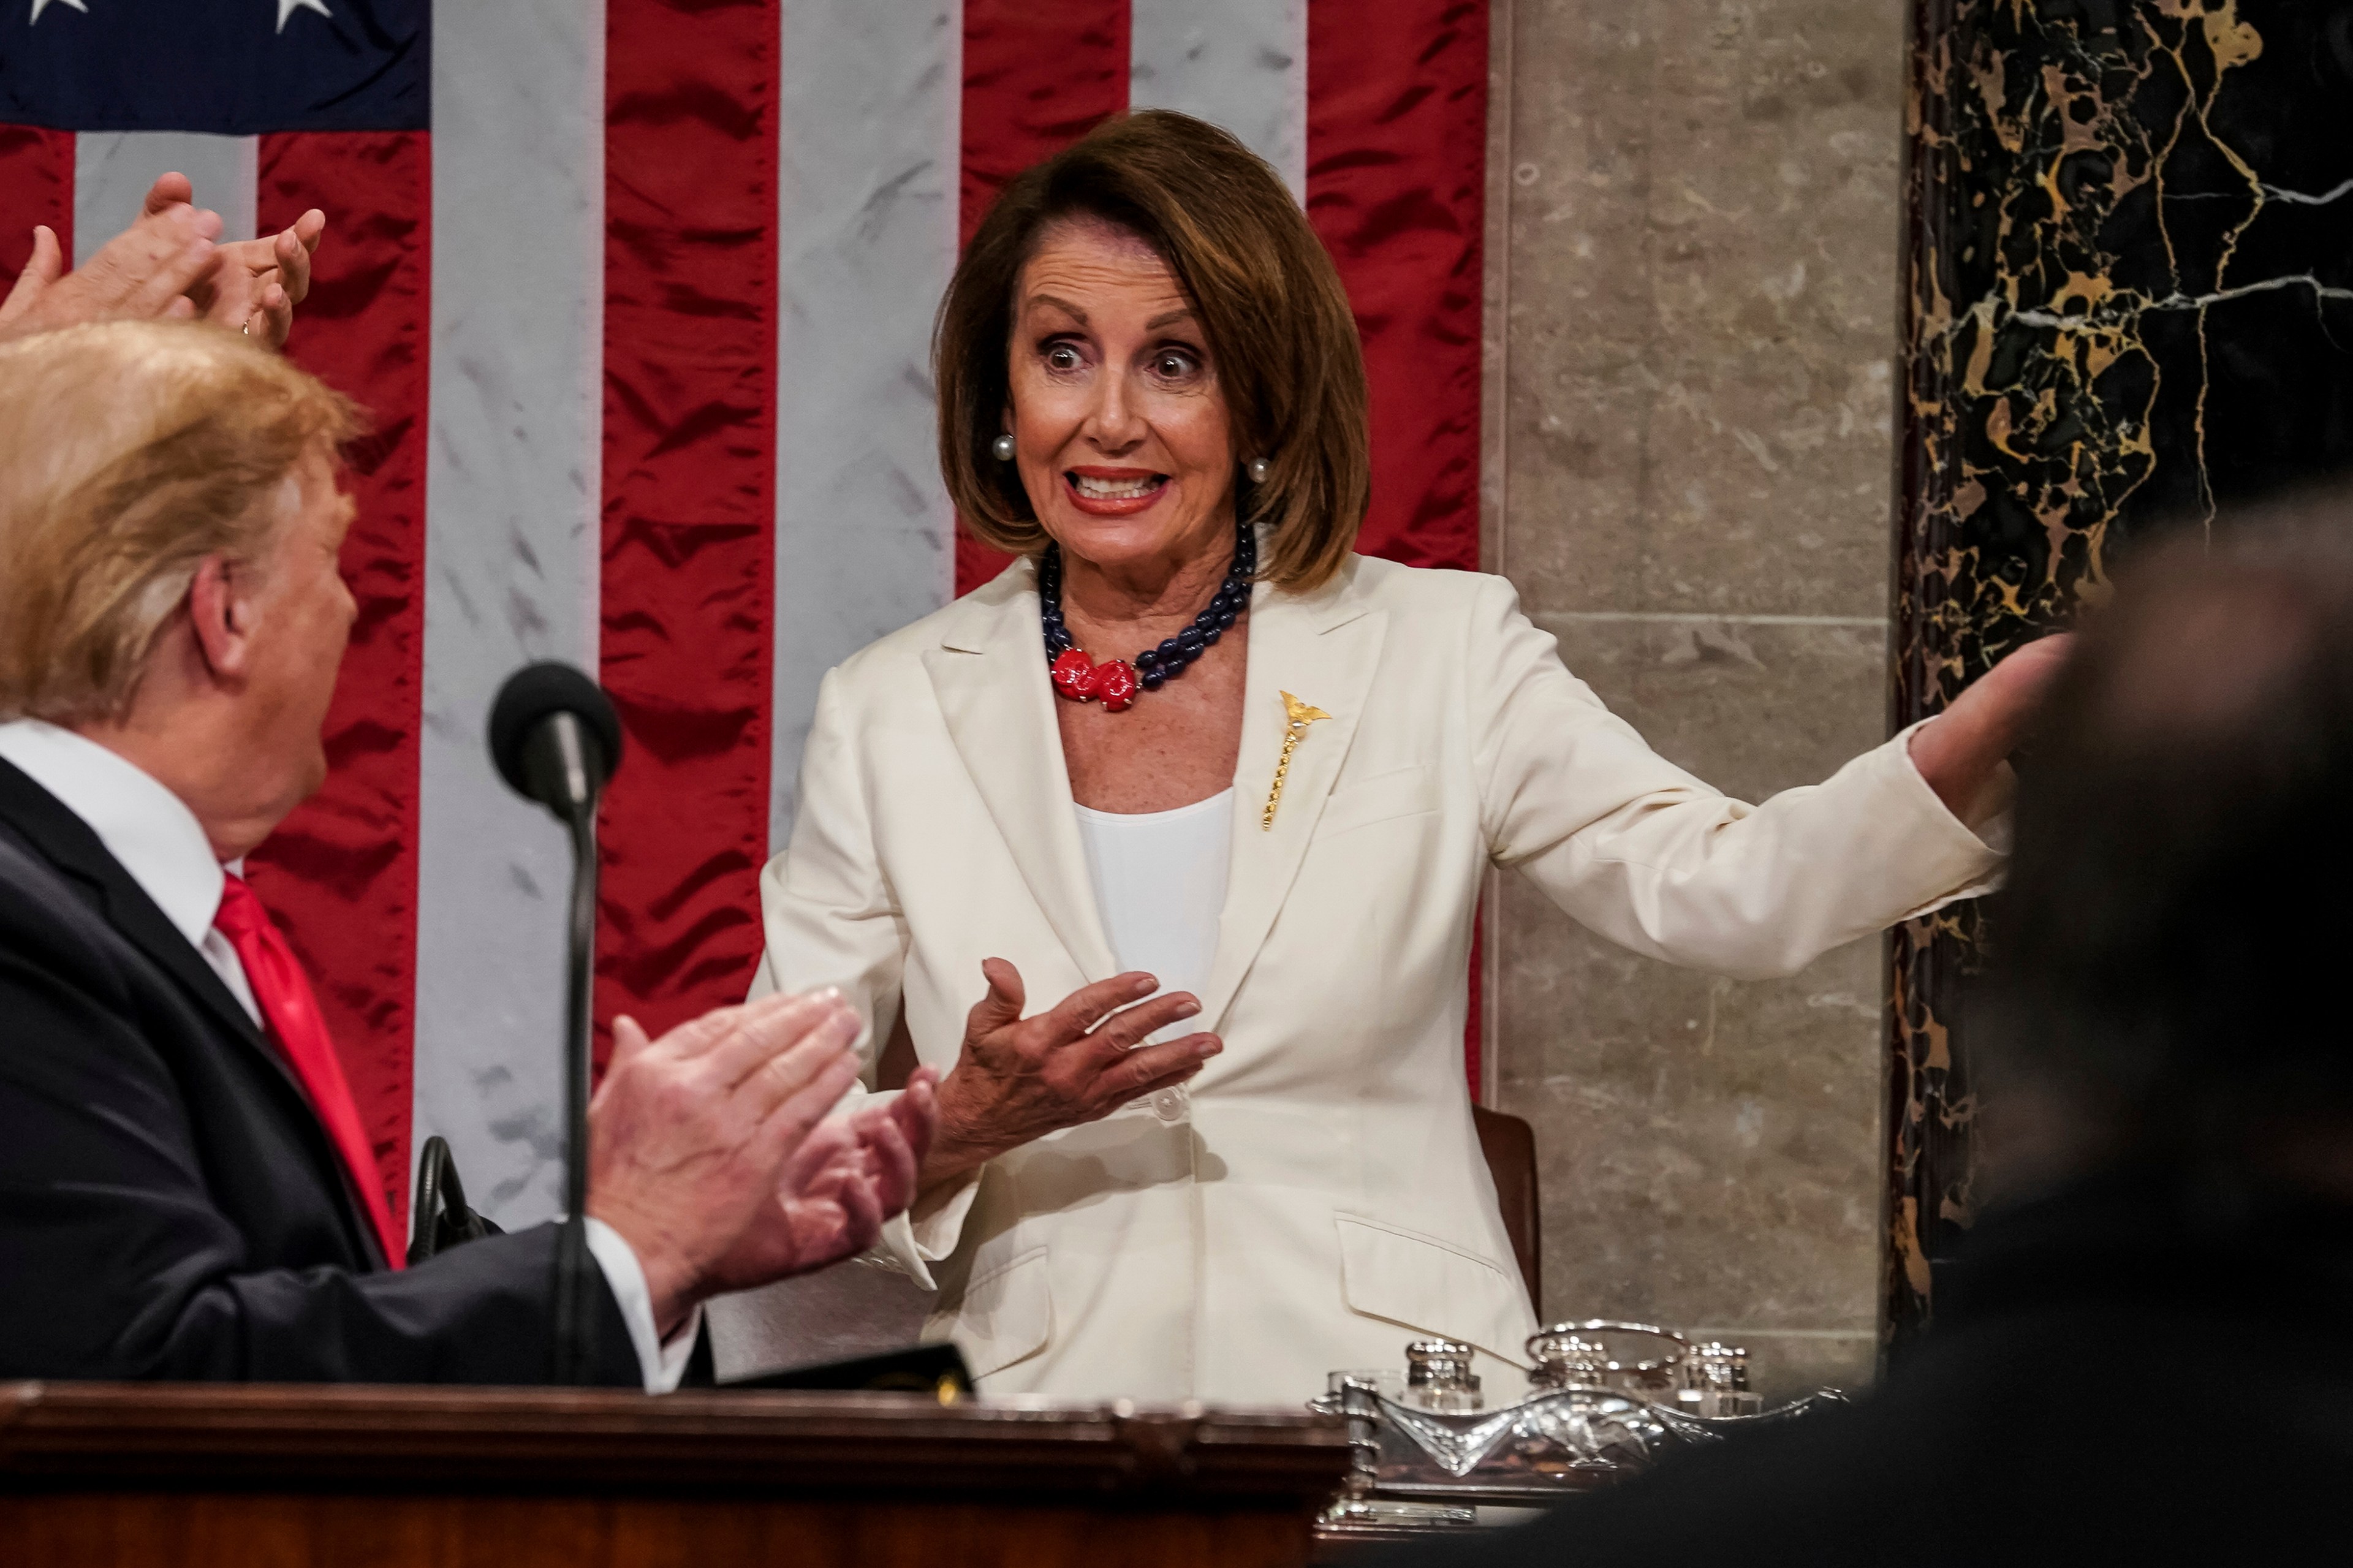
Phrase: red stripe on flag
[
  {"left": 1306, "top": 1, "right": 1489, "bottom": 1091},
  {"left": 597, "top": 0, "right": 780, "bottom": 1048},
  {"left": 1306, "top": 0, "right": 1487, "bottom": 575},
  {"left": 952, "top": 0, "right": 1131, "bottom": 597},
  {"left": 0, "top": 126, "right": 74, "bottom": 295},
  {"left": 246, "top": 132, "right": 431, "bottom": 1238}
]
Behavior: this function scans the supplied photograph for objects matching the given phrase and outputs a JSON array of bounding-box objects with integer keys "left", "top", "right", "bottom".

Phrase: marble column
[
  {"left": 1887, "top": 0, "right": 2353, "bottom": 1343},
  {"left": 1489, "top": 0, "right": 1910, "bottom": 1402}
]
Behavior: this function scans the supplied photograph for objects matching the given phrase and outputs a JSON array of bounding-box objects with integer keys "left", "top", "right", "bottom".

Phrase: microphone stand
[{"left": 545, "top": 724, "right": 603, "bottom": 1387}]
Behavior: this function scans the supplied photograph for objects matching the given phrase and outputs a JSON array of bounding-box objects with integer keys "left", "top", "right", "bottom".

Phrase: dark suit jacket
[
  {"left": 1380, "top": 1167, "right": 2353, "bottom": 1566},
  {"left": 0, "top": 757, "right": 638, "bottom": 1384}
]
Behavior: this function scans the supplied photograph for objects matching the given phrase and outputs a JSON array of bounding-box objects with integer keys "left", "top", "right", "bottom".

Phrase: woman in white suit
[{"left": 751, "top": 112, "right": 2059, "bottom": 1403}]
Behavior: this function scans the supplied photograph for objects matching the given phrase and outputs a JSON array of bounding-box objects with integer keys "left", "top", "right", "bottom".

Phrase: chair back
[{"left": 1471, "top": 1105, "right": 1542, "bottom": 1316}]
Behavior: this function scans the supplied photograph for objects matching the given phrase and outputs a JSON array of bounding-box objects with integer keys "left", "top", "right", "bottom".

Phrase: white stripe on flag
[
  {"left": 765, "top": 0, "right": 963, "bottom": 854},
  {"left": 703, "top": 0, "right": 963, "bottom": 1377},
  {"left": 74, "top": 131, "right": 258, "bottom": 261},
  {"left": 410, "top": 0, "right": 608, "bottom": 1227},
  {"left": 1128, "top": 0, "right": 1308, "bottom": 199}
]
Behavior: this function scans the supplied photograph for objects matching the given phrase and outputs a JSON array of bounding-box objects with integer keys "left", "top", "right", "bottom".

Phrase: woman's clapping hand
[{"left": 919, "top": 958, "right": 1222, "bottom": 1194}]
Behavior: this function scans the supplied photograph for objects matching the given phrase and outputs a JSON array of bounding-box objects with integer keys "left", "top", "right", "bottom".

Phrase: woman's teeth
[{"left": 1072, "top": 474, "right": 1164, "bottom": 500}]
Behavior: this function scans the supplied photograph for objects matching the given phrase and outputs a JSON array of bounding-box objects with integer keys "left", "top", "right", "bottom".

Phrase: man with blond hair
[{"left": 0, "top": 320, "right": 936, "bottom": 1385}]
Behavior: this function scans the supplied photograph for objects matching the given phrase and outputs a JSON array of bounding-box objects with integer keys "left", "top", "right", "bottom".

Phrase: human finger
[
  {"left": 1103, "top": 1059, "right": 1212, "bottom": 1116},
  {"left": 142, "top": 172, "right": 195, "bottom": 218},
  {"left": 657, "top": 990, "right": 810, "bottom": 1067},
  {"left": 253, "top": 281, "right": 292, "bottom": 347},
  {"left": 279, "top": 210, "right": 323, "bottom": 305},
  {"left": 1036, "top": 971, "right": 1165, "bottom": 1046},
  {"left": 698, "top": 990, "right": 843, "bottom": 1087},
  {"left": 735, "top": 1011, "right": 861, "bottom": 1121},
  {"left": 851, "top": 1108, "right": 919, "bottom": 1217},
  {"left": 608, "top": 1014, "right": 656, "bottom": 1072},
  {"left": 892, "top": 1069, "right": 940, "bottom": 1162},
  {"left": 964, "top": 958, "right": 1027, "bottom": 1040},
  {"left": 747, "top": 1051, "right": 865, "bottom": 1175},
  {"left": 1089, "top": 1032, "right": 1220, "bottom": 1104},
  {"left": 1083, "top": 991, "right": 1203, "bottom": 1055},
  {"left": 0, "top": 225, "right": 61, "bottom": 328},
  {"left": 833, "top": 1164, "right": 885, "bottom": 1252},
  {"left": 211, "top": 235, "right": 278, "bottom": 278}
]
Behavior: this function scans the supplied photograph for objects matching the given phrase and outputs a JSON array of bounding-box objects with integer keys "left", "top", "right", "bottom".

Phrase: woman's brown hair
[{"left": 936, "top": 110, "right": 1370, "bottom": 592}]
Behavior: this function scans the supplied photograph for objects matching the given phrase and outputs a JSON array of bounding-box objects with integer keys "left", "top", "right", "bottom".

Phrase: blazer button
[{"left": 1151, "top": 1085, "right": 1189, "bottom": 1123}]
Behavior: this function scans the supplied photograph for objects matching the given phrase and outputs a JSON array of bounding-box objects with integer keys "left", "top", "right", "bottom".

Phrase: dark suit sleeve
[{"left": 0, "top": 875, "right": 639, "bottom": 1387}]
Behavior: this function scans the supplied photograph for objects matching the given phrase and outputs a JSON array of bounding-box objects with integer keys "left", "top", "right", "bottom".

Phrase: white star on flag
[
  {"left": 29, "top": 0, "right": 91, "bottom": 25},
  {"left": 277, "top": 0, "right": 330, "bottom": 32}
]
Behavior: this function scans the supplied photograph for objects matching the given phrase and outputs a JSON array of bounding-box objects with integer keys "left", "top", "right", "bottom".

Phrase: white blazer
[{"left": 749, "top": 552, "right": 2001, "bottom": 1406}]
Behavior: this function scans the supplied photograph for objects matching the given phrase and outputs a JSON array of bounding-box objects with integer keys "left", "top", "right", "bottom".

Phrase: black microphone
[
  {"left": 488, "top": 662, "right": 623, "bottom": 825},
  {"left": 486, "top": 661, "right": 623, "bottom": 1386}
]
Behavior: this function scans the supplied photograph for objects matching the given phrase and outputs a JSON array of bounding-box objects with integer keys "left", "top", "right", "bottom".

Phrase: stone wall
[{"left": 1482, "top": 0, "right": 1908, "bottom": 1399}]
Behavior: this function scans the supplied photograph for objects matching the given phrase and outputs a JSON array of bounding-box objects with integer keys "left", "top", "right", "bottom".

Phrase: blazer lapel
[
  {"left": 1200, "top": 562, "right": 1388, "bottom": 1031},
  {"left": 0, "top": 759, "right": 279, "bottom": 1061},
  {"left": 923, "top": 562, "right": 1120, "bottom": 985}
]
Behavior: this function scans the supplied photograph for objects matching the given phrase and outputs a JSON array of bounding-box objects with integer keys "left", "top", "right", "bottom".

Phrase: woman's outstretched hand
[
  {"left": 920, "top": 958, "right": 1222, "bottom": 1194},
  {"left": 1908, "top": 632, "right": 2074, "bottom": 826}
]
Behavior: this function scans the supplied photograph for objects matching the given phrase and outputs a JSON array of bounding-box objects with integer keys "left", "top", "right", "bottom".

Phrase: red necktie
[{"left": 212, "top": 874, "right": 406, "bottom": 1269}]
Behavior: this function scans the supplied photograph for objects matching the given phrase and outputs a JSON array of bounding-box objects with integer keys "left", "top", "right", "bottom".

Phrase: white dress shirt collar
[{"left": 0, "top": 718, "right": 226, "bottom": 944}]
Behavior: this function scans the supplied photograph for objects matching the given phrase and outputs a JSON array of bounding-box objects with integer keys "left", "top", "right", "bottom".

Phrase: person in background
[
  {"left": 0, "top": 172, "right": 319, "bottom": 349},
  {"left": 0, "top": 319, "right": 938, "bottom": 1387},
  {"left": 1384, "top": 514, "right": 2353, "bottom": 1566}
]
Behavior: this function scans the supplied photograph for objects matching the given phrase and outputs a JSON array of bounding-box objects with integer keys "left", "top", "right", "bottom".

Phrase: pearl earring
[
  {"left": 992, "top": 434, "right": 1017, "bottom": 461},
  {"left": 1246, "top": 456, "right": 1271, "bottom": 483}
]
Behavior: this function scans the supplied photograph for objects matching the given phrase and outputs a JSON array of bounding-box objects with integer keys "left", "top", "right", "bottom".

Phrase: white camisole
[{"left": 1071, "top": 789, "right": 1232, "bottom": 1038}]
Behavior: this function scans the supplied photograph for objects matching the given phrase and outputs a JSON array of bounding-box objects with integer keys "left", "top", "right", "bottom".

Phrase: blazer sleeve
[
  {"left": 1466, "top": 575, "right": 2004, "bottom": 980},
  {"left": 0, "top": 881, "right": 640, "bottom": 1385},
  {"left": 750, "top": 666, "right": 975, "bottom": 1286}
]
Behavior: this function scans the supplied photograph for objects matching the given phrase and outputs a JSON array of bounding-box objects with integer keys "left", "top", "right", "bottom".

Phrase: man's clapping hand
[
  {"left": 583, "top": 988, "right": 938, "bottom": 1337},
  {"left": 702, "top": 1071, "right": 938, "bottom": 1295}
]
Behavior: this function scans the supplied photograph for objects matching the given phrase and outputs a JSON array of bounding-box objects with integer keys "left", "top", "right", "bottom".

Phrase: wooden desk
[{"left": 0, "top": 1382, "right": 1351, "bottom": 1568}]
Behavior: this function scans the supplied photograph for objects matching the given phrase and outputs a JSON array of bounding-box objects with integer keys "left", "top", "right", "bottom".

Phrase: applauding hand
[
  {"left": 588, "top": 990, "right": 865, "bottom": 1336},
  {"left": 0, "top": 173, "right": 324, "bottom": 347},
  {"left": 705, "top": 1067, "right": 940, "bottom": 1290}
]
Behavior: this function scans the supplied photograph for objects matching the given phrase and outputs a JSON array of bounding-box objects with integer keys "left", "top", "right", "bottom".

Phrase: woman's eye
[
  {"left": 1045, "top": 344, "right": 1083, "bottom": 372},
  {"left": 1153, "top": 350, "right": 1199, "bottom": 379}
]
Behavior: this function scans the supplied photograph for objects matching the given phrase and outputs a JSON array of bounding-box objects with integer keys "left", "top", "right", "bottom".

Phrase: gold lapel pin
[{"left": 1261, "top": 691, "right": 1331, "bottom": 830}]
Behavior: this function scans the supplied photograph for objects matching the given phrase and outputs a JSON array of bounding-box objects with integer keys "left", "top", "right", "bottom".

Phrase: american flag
[{"left": 0, "top": 0, "right": 1488, "bottom": 1238}]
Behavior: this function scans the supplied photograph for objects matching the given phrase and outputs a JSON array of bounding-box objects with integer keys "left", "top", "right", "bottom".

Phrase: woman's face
[{"left": 1005, "top": 218, "right": 1237, "bottom": 577}]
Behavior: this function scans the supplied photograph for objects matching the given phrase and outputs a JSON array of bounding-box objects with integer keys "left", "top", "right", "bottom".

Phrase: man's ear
[{"left": 184, "top": 555, "right": 259, "bottom": 684}]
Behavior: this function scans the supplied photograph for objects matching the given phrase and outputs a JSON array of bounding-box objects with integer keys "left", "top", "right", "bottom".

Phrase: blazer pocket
[
  {"left": 930, "top": 1244, "right": 1051, "bottom": 1383},
  {"left": 1316, "top": 765, "right": 1439, "bottom": 841},
  {"left": 1335, "top": 1214, "right": 1530, "bottom": 1365}
]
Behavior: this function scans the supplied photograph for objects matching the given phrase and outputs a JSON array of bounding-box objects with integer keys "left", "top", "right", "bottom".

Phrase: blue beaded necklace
[{"left": 1039, "top": 516, "right": 1255, "bottom": 713}]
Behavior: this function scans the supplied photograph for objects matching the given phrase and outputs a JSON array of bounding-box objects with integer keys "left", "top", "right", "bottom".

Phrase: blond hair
[
  {"left": 937, "top": 110, "right": 1370, "bottom": 593},
  {"left": 0, "top": 321, "right": 362, "bottom": 722}
]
